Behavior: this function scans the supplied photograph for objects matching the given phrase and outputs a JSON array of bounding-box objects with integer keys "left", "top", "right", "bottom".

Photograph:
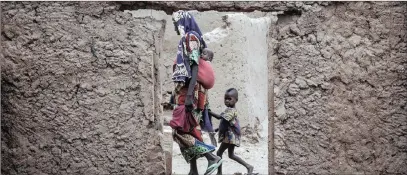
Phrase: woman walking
[{"left": 170, "top": 10, "right": 223, "bottom": 175}]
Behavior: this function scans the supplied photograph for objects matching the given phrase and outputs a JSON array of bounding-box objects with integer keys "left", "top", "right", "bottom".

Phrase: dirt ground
[{"left": 172, "top": 123, "right": 269, "bottom": 175}]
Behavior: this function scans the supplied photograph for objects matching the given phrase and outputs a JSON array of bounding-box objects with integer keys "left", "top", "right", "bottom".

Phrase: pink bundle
[{"left": 197, "top": 58, "right": 215, "bottom": 89}]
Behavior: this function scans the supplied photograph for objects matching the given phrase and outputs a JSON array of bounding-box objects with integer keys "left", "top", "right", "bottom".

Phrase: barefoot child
[{"left": 209, "top": 88, "right": 255, "bottom": 175}]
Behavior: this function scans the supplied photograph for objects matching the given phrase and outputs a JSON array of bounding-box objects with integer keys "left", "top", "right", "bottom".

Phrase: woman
[{"left": 170, "top": 10, "right": 223, "bottom": 175}]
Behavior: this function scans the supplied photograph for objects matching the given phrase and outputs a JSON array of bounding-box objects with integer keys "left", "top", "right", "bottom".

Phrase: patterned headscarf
[
  {"left": 172, "top": 10, "right": 207, "bottom": 83},
  {"left": 172, "top": 10, "right": 203, "bottom": 37}
]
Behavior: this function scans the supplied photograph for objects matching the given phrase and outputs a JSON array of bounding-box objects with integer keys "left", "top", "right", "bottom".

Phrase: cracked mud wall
[
  {"left": 203, "top": 13, "right": 270, "bottom": 128},
  {"left": 120, "top": 1, "right": 332, "bottom": 15},
  {"left": 272, "top": 2, "right": 407, "bottom": 174},
  {"left": 1, "top": 1, "right": 407, "bottom": 175},
  {"left": 1, "top": 2, "right": 166, "bottom": 175}
]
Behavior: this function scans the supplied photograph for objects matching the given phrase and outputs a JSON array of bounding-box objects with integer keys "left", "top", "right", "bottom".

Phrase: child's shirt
[{"left": 218, "top": 107, "right": 241, "bottom": 147}]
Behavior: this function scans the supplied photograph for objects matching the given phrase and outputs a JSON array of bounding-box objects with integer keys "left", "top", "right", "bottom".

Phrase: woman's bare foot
[
  {"left": 207, "top": 155, "right": 221, "bottom": 166},
  {"left": 247, "top": 165, "right": 254, "bottom": 174},
  {"left": 188, "top": 171, "right": 198, "bottom": 175},
  {"left": 204, "top": 155, "right": 223, "bottom": 175}
]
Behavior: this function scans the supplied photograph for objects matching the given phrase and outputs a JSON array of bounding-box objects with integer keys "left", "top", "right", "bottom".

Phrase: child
[
  {"left": 198, "top": 48, "right": 217, "bottom": 146},
  {"left": 209, "top": 88, "right": 255, "bottom": 175},
  {"left": 201, "top": 48, "right": 214, "bottom": 62}
]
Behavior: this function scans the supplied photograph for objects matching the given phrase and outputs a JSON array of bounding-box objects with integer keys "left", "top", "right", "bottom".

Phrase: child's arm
[{"left": 208, "top": 110, "right": 223, "bottom": 120}]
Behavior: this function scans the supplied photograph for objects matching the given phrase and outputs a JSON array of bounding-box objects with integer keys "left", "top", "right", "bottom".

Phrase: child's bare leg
[
  {"left": 189, "top": 158, "right": 198, "bottom": 175},
  {"left": 228, "top": 145, "right": 254, "bottom": 174},
  {"left": 216, "top": 143, "right": 229, "bottom": 175}
]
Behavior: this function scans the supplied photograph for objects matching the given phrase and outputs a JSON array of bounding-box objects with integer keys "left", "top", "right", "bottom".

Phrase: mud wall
[
  {"left": 1, "top": 1, "right": 406, "bottom": 175},
  {"left": 203, "top": 13, "right": 270, "bottom": 128},
  {"left": 120, "top": 1, "right": 331, "bottom": 14},
  {"left": 1, "top": 2, "right": 166, "bottom": 175},
  {"left": 272, "top": 1, "right": 407, "bottom": 174}
]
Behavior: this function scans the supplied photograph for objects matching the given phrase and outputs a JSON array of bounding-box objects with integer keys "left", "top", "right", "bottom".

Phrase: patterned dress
[
  {"left": 218, "top": 107, "right": 241, "bottom": 147},
  {"left": 172, "top": 84, "right": 215, "bottom": 163}
]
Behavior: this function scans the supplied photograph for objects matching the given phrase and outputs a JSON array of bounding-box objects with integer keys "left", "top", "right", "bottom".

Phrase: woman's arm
[
  {"left": 185, "top": 63, "right": 198, "bottom": 112},
  {"left": 184, "top": 33, "right": 201, "bottom": 112}
]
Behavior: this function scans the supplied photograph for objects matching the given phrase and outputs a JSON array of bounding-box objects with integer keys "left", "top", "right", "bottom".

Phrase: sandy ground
[{"left": 172, "top": 131, "right": 268, "bottom": 175}]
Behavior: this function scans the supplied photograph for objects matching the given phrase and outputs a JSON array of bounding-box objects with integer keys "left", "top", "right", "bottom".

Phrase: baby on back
[
  {"left": 197, "top": 48, "right": 215, "bottom": 89},
  {"left": 197, "top": 48, "right": 218, "bottom": 146},
  {"left": 201, "top": 48, "right": 213, "bottom": 62}
]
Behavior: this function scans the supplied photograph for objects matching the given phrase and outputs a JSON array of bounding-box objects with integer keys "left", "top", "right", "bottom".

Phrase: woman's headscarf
[
  {"left": 172, "top": 10, "right": 207, "bottom": 83},
  {"left": 172, "top": 10, "right": 203, "bottom": 37}
]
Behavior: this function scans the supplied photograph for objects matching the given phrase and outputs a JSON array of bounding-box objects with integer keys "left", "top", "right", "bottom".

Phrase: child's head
[
  {"left": 224, "top": 88, "right": 238, "bottom": 108},
  {"left": 201, "top": 48, "right": 214, "bottom": 62}
]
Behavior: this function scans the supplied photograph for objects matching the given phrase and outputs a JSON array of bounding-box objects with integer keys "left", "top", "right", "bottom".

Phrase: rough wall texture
[
  {"left": 1, "top": 1, "right": 406, "bottom": 175},
  {"left": 120, "top": 1, "right": 332, "bottom": 14},
  {"left": 273, "top": 1, "right": 407, "bottom": 174},
  {"left": 202, "top": 13, "right": 270, "bottom": 128},
  {"left": 1, "top": 2, "right": 166, "bottom": 175}
]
